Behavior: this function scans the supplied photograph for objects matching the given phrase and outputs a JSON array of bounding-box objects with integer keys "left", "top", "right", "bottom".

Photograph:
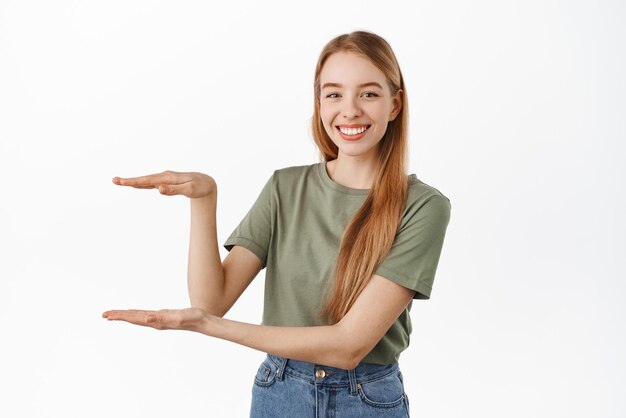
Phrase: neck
[{"left": 326, "top": 152, "right": 379, "bottom": 189}]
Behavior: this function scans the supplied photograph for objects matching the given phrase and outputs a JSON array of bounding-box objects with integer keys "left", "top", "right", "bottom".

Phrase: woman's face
[{"left": 319, "top": 51, "right": 402, "bottom": 161}]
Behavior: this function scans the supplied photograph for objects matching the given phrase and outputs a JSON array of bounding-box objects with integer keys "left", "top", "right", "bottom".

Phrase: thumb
[{"left": 157, "top": 184, "right": 186, "bottom": 196}]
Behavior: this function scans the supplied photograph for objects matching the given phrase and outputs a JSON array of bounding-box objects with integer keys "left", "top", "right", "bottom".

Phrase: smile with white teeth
[{"left": 338, "top": 125, "right": 369, "bottom": 136}]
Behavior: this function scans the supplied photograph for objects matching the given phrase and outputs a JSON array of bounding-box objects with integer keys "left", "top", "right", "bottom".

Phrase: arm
[
  {"left": 188, "top": 197, "right": 262, "bottom": 316},
  {"left": 103, "top": 274, "right": 414, "bottom": 370},
  {"left": 112, "top": 171, "right": 262, "bottom": 317},
  {"left": 187, "top": 195, "right": 224, "bottom": 313}
]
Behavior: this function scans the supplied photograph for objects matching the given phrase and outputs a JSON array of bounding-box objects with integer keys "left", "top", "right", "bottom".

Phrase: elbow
[
  {"left": 328, "top": 355, "right": 359, "bottom": 371},
  {"left": 340, "top": 356, "right": 361, "bottom": 371},
  {"left": 332, "top": 324, "right": 369, "bottom": 370},
  {"left": 337, "top": 348, "right": 367, "bottom": 370}
]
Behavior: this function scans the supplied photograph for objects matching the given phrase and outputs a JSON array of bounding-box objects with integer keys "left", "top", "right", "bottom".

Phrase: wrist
[
  {"left": 198, "top": 311, "right": 219, "bottom": 336},
  {"left": 190, "top": 193, "right": 217, "bottom": 207},
  {"left": 189, "top": 174, "right": 217, "bottom": 201}
]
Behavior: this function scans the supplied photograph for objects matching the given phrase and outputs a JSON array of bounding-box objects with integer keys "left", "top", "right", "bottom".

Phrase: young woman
[{"left": 103, "top": 30, "right": 451, "bottom": 418}]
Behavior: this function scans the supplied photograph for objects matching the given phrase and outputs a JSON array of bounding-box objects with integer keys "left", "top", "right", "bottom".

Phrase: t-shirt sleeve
[
  {"left": 374, "top": 194, "right": 451, "bottom": 299},
  {"left": 223, "top": 174, "right": 273, "bottom": 268}
]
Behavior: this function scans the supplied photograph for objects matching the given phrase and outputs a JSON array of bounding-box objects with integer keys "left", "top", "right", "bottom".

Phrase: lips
[{"left": 336, "top": 124, "right": 370, "bottom": 141}]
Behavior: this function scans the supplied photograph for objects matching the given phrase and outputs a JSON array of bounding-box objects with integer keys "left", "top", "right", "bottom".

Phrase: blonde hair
[{"left": 312, "top": 31, "right": 410, "bottom": 324}]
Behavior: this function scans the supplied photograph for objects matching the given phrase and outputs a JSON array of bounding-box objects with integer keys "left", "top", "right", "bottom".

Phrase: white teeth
[{"left": 339, "top": 126, "right": 368, "bottom": 135}]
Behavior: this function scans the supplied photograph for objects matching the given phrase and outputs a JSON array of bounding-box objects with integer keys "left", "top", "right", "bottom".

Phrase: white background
[{"left": 1, "top": 1, "right": 624, "bottom": 417}]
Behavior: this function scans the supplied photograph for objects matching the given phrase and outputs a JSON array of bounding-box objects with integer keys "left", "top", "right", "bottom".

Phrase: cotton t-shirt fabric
[{"left": 224, "top": 161, "right": 451, "bottom": 365}]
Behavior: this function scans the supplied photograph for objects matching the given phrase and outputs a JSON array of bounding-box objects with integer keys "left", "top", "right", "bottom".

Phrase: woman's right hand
[{"left": 112, "top": 170, "right": 217, "bottom": 199}]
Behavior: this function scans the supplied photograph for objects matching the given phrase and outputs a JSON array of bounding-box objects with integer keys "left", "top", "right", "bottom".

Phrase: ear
[{"left": 389, "top": 89, "right": 403, "bottom": 121}]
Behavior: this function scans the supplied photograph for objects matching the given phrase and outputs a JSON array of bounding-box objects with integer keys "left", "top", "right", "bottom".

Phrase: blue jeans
[{"left": 250, "top": 353, "right": 411, "bottom": 417}]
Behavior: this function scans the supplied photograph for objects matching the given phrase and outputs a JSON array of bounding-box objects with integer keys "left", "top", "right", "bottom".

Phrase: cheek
[
  {"left": 367, "top": 103, "right": 390, "bottom": 120},
  {"left": 319, "top": 104, "right": 329, "bottom": 118},
  {"left": 319, "top": 106, "right": 335, "bottom": 128}
]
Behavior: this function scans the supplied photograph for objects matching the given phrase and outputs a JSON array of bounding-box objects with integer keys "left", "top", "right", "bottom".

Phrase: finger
[
  {"left": 113, "top": 175, "right": 161, "bottom": 188},
  {"left": 102, "top": 309, "right": 155, "bottom": 325},
  {"left": 113, "top": 171, "right": 182, "bottom": 188},
  {"left": 157, "top": 182, "right": 192, "bottom": 196},
  {"left": 112, "top": 180, "right": 156, "bottom": 189},
  {"left": 112, "top": 177, "right": 155, "bottom": 189},
  {"left": 103, "top": 309, "right": 153, "bottom": 317},
  {"left": 102, "top": 309, "right": 137, "bottom": 320}
]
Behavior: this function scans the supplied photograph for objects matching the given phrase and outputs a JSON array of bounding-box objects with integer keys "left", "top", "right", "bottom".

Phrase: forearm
[
  {"left": 105, "top": 275, "right": 413, "bottom": 371},
  {"left": 188, "top": 194, "right": 225, "bottom": 315},
  {"left": 200, "top": 315, "right": 361, "bottom": 370}
]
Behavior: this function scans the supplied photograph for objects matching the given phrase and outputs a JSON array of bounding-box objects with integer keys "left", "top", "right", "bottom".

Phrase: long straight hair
[{"left": 312, "top": 31, "right": 410, "bottom": 324}]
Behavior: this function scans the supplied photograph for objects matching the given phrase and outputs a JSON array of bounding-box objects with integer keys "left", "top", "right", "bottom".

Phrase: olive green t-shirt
[{"left": 224, "top": 161, "right": 451, "bottom": 365}]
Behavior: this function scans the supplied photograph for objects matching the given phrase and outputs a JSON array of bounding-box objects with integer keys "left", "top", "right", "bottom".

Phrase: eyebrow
[{"left": 321, "top": 82, "right": 384, "bottom": 90}]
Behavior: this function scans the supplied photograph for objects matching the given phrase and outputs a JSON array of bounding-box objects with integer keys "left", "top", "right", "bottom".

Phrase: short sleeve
[
  {"left": 374, "top": 194, "right": 451, "bottom": 299},
  {"left": 223, "top": 174, "right": 273, "bottom": 268}
]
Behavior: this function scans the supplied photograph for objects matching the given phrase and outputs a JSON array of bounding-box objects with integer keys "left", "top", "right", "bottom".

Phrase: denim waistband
[{"left": 266, "top": 353, "right": 400, "bottom": 394}]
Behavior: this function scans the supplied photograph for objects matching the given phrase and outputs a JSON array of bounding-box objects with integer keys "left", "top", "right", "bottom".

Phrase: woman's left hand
[{"left": 102, "top": 307, "right": 209, "bottom": 332}]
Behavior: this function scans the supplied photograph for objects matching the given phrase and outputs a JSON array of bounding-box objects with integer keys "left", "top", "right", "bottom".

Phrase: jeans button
[{"left": 315, "top": 369, "right": 326, "bottom": 379}]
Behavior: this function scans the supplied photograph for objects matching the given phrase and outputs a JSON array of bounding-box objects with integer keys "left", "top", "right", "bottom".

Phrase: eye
[
  {"left": 326, "top": 92, "right": 340, "bottom": 99},
  {"left": 362, "top": 92, "right": 378, "bottom": 98}
]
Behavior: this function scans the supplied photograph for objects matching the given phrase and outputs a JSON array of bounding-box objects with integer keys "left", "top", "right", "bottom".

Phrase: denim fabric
[{"left": 250, "top": 354, "right": 410, "bottom": 417}]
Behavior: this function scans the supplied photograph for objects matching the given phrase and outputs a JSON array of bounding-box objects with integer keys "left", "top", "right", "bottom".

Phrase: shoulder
[
  {"left": 401, "top": 176, "right": 452, "bottom": 229},
  {"left": 407, "top": 174, "right": 451, "bottom": 205},
  {"left": 270, "top": 163, "right": 321, "bottom": 188},
  {"left": 272, "top": 163, "right": 319, "bottom": 178}
]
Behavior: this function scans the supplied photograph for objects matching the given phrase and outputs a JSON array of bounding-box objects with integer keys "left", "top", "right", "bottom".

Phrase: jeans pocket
[
  {"left": 357, "top": 370, "right": 406, "bottom": 408},
  {"left": 253, "top": 357, "right": 278, "bottom": 387}
]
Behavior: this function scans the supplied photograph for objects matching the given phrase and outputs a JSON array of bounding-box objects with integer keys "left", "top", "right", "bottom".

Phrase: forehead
[{"left": 320, "top": 51, "right": 388, "bottom": 88}]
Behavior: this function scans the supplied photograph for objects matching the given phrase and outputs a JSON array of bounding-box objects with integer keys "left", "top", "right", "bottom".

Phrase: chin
[{"left": 337, "top": 147, "right": 378, "bottom": 159}]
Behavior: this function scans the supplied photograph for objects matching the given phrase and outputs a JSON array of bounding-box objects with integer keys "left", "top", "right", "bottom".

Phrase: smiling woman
[
  {"left": 104, "top": 30, "right": 451, "bottom": 418},
  {"left": 319, "top": 53, "right": 402, "bottom": 165}
]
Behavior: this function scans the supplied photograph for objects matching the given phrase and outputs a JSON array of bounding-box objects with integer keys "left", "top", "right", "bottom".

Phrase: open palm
[{"left": 103, "top": 307, "right": 208, "bottom": 332}]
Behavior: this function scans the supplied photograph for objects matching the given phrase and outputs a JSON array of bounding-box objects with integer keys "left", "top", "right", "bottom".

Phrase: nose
[{"left": 342, "top": 96, "right": 362, "bottom": 119}]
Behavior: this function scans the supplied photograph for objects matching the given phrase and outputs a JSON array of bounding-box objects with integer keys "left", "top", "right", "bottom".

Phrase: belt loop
[
  {"left": 348, "top": 367, "right": 358, "bottom": 395},
  {"left": 276, "top": 355, "right": 288, "bottom": 381}
]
